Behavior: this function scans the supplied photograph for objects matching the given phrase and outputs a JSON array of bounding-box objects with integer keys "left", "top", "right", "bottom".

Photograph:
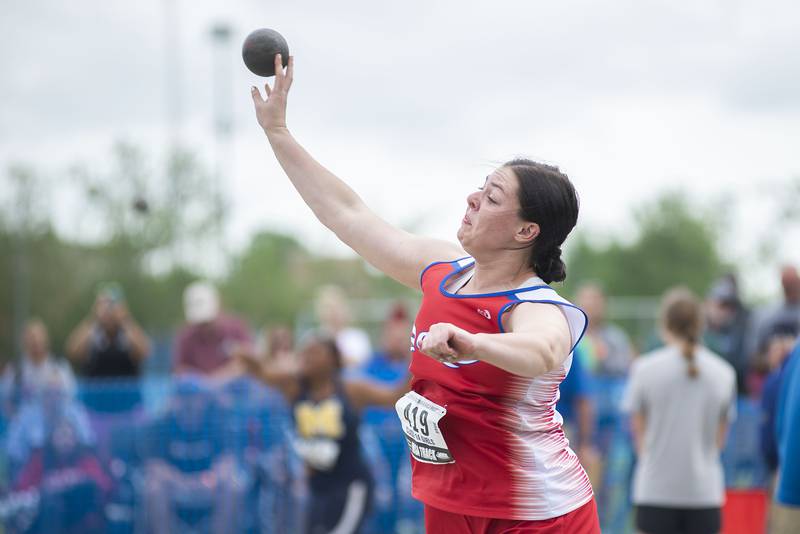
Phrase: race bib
[{"left": 395, "top": 391, "right": 454, "bottom": 464}]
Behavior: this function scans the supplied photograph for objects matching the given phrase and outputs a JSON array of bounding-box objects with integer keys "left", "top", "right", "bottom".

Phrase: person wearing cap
[
  {"left": 704, "top": 274, "right": 751, "bottom": 394},
  {"left": 748, "top": 266, "right": 800, "bottom": 379},
  {"left": 66, "top": 284, "right": 151, "bottom": 379},
  {"left": 142, "top": 375, "right": 244, "bottom": 533},
  {"left": 173, "top": 281, "right": 253, "bottom": 379}
]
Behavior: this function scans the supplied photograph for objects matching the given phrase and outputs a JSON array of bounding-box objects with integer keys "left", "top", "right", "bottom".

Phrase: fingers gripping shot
[
  {"left": 242, "top": 28, "right": 289, "bottom": 77},
  {"left": 250, "top": 47, "right": 601, "bottom": 533}
]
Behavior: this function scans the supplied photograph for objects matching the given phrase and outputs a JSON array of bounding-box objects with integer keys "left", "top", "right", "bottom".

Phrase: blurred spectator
[
  {"left": 173, "top": 281, "right": 253, "bottom": 380},
  {"left": 703, "top": 274, "right": 751, "bottom": 394},
  {"left": 219, "top": 369, "right": 298, "bottom": 533},
  {"left": 759, "top": 319, "right": 799, "bottom": 475},
  {"left": 5, "top": 374, "right": 109, "bottom": 533},
  {"left": 357, "top": 302, "right": 412, "bottom": 533},
  {"left": 237, "top": 331, "right": 410, "bottom": 534},
  {"left": 574, "top": 282, "right": 632, "bottom": 519},
  {"left": 65, "top": 283, "right": 151, "bottom": 379},
  {"left": 142, "top": 377, "right": 245, "bottom": 534},
  {"left": 623, "top": 287, "right": 736, "bottom": 534},
  {"left": 6, "top": 375, "right": 94, "bottom": 475},
  {"left": 749, "top": 266, "right": 800, "bottom": 378},
  {"left": 263, "top": 324, "right": 294, "bottom": 362},
  {"left": 315, "top": 285, "right": 372, "bottom": 368},
  {"left": 575, "top": 283, "right": 633, "bottom": 378},
  {"left": 557, "top": 346, "right": 599, "bottom": 481},
  {"left": 358, "top": 303, "right": 410, "bottom": 384},
  {"left": 2, "top": 319, "right": 76, "bottom": 414},
  {"left": 773, "top": 340, "right": 800, "bottom": 533}
]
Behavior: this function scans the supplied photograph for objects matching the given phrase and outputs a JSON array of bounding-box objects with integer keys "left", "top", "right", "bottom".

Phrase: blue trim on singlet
[
  {"left": 419, "top": 256, "right": 471, "bottom": 289},
  {"left": 438, "top": 258, "right": 550, "bottom": 299},
  {"left": 496, "top": 295, "right": 589, "bottom": 355}
]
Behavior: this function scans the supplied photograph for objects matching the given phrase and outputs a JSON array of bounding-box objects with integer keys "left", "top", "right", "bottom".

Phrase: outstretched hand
[{"left": 251, "top": 54, "right": 294, "bottom": 133}]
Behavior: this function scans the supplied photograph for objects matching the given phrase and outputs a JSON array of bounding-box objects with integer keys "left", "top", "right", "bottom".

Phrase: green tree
[
  {"left": 0, "top": 144, "right": 220, "bottom": 361},
  {"left": 565, "top": 191, "right": 727, "bottom": 297},
  {"left": 222, "top": 230, "right": 416, "bottom": 329},
  {"left": 222, "top": 231, "right": 312, "bottom": 326}
]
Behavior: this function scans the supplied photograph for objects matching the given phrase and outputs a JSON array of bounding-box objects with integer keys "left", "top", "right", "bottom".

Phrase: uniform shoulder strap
[{"left": 499, "top": 286, "right": 589, "bottom": 353}]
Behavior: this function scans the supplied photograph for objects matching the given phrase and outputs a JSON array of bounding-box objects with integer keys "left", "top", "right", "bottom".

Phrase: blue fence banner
[{"left": 0, "top": 376, "right": 766, "bottom": 533}]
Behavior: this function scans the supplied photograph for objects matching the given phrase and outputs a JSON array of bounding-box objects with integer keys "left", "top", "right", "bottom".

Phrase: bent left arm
[{"left": 420, "top": 302, "right": 572, "bottom": 378}]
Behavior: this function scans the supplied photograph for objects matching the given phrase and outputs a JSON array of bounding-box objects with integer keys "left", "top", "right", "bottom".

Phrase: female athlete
[{"left": 250, "top": 54, "right": 601, "bottom": 534}]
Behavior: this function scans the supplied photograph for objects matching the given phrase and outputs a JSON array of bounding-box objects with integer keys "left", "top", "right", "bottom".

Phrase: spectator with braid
[{"left": 623, "top": 287, "right": 737, "bottom": 534}]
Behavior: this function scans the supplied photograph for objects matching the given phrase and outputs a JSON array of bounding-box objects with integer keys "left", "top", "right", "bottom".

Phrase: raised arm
[
  {"left": 250, "top": 55, "right": 463, "bottom": 289},
  {"left": 115, "top": 304, "right": 151, "bottom": 362},
  {"left": 66, "top": 317, "right": 94, "bottom": 364}
]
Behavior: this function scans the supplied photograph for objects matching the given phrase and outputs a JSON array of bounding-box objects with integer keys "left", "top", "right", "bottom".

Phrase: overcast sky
[{"left": 2, "top": 0, "right": 799, "bottom": 297}]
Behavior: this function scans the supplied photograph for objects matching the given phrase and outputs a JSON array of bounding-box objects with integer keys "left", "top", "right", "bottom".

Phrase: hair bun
[
  {"left": 537, "top": 246, "right": 567, "bottom": 284},
  {"left": 507, "top": 159, "right": 578, "bottom": 285}
]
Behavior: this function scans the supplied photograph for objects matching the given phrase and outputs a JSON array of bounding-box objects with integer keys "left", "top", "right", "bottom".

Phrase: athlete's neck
[{"left": 464, "top": 254, "right": 537, "bottom": 294}]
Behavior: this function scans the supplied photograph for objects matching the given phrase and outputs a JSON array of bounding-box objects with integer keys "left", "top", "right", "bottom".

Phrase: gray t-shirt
[{"left": 622, "top": 345, "right": 737, "bottom": 507}]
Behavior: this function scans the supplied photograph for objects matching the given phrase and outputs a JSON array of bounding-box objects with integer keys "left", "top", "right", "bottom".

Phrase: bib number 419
[
  {"left": 395, "top": 391, "right": 454, "bottom": 464},
  {"left": 403, "top": 403, "right": 429, "bottom": 437}
]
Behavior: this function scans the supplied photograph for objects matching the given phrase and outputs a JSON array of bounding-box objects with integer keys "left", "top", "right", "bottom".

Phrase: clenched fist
[{"left": 419, "top": 323, "right": 479, "bottom": 364}]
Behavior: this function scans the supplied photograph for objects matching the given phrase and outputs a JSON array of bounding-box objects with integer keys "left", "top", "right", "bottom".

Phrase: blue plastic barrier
[{"left": 0, "top": 376, "right": 766, "bottom": 533}]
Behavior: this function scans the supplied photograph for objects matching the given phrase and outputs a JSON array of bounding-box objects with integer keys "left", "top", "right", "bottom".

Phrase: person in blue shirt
[
  {"left": 357, "top": 303, "right": 413, "bottom": 533},
  {"left": 759, "top": 320, "right": 799, "bottom": 475},
  {"left": 773, "top": 340, "right": 800, "bottom": 533},
  {"left": 557, "top": 345, "right": 599, "bottom": 476}
]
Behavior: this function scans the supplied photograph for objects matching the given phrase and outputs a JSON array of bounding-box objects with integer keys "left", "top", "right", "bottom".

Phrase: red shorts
[{"left": 424, "top": 498, "right": 601, "bottom": 534}]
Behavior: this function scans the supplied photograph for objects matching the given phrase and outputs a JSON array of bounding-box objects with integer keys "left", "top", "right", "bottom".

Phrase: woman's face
[
  {"left": 300, "top": 340, "right": 337, "bottom": 379},
  {"left": 457, "top": 167, "right": 531, "bottom": 254}
]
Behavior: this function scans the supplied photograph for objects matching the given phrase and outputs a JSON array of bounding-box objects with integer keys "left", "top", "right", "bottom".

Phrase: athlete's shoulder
[
  {"left": 419, "top": 255, "right": 472, "bottom": 288},
  {"left": 502, "top": 284, "right": 587, "bottom": 349}
]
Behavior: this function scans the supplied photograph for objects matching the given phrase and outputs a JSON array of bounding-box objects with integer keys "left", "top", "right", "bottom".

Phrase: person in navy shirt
[{"left": 237, "top": 332, "right": 409, "bottom": 534}]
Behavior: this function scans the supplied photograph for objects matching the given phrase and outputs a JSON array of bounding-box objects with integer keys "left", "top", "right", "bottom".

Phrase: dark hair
[
  {"left": 660, "top": 287, "right": 704, "bottom": 379},
  {"left": 505, "top": 159, "right": 579, "bottom": 283},
  {"left": 303, "top": 331, "right": 343, "bottom": 370}
]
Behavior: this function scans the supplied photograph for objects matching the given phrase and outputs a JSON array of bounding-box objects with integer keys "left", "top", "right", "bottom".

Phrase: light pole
[
  {"left": 163, "top": 0, "right": 184, "bottom": 267},
  {"left": 210, "top": 22, "right": 234, "bottom": 272}
]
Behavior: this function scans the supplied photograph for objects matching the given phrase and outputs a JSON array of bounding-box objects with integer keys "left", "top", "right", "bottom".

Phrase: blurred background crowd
[{"left": 0, "top": 258, "right": 798, "bottom": 532}]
